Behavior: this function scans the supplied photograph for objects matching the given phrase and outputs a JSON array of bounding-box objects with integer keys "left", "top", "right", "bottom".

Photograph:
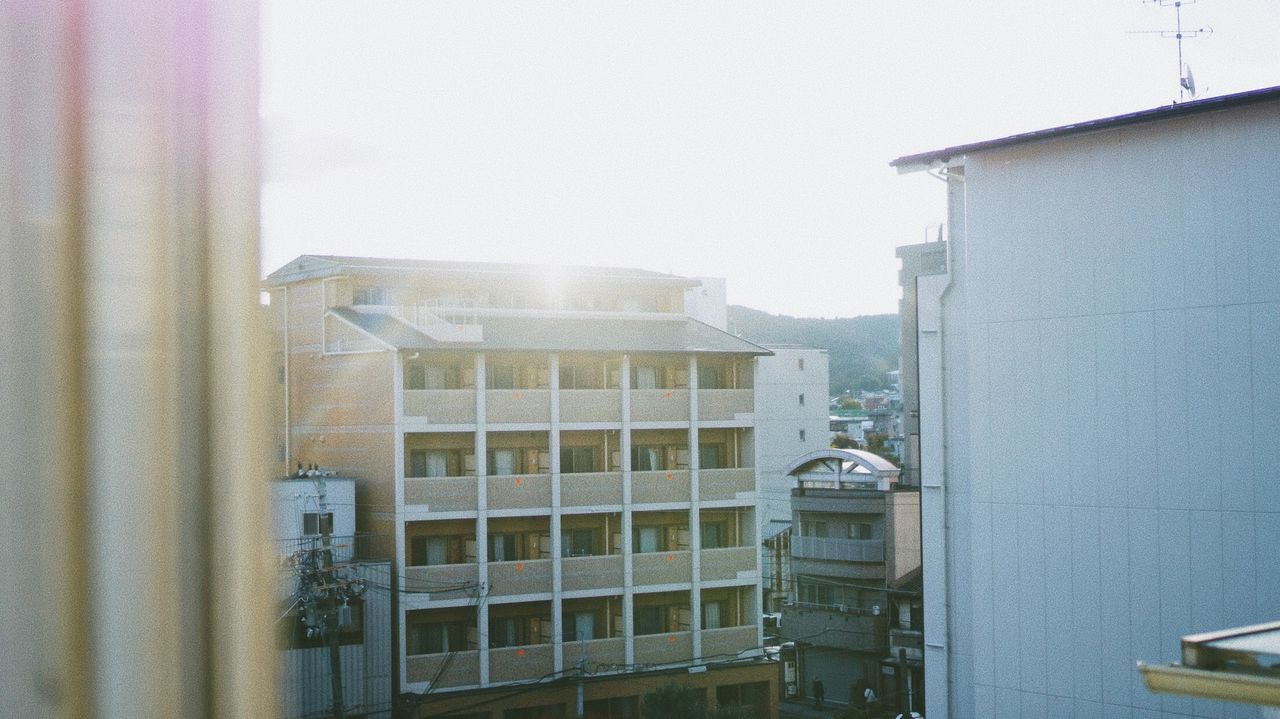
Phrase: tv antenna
[{"left": 1128, "top": 0, "right": 1212, "bottom": 101}]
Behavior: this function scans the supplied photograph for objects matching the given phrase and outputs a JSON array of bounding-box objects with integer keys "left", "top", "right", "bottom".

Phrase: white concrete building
[
  {"left": 893, "top": 86, "right": 1280, "bottom": 719},
  {"left": 753, "top": 345, "right": 831, "bottom": 528}
]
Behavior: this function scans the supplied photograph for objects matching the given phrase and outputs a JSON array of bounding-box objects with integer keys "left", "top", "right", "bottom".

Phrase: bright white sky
[{"left": 260, "top": 0, "right": 1280, "bottom": 317}]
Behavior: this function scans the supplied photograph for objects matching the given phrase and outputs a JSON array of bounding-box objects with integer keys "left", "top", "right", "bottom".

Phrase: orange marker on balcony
[
  {"left": 516, "top": 563, "right": 524, "bottom": 571},
  {"left": 514, "top": 391, "right": 522, "bottom": 400},
  {"left": 667, "top": 635, "right": 675, "bottom": 643},
  {"left": 517, "top": 648, "right": 524, "bottom": 656},
  {"left": 666, "top": 472, "right": 672, "bottom": 481},
  {"left": 667, "top": 554, "right": 673, "bottom": 561},
  {"left": 515, "top": 477, "right": 523, "bottom": 487}
]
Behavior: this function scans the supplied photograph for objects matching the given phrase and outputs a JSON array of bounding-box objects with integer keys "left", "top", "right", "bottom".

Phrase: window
[
  {"left": 487, "top": 364, "right": 516, "bottom": 389},
  {"left": 563, "top": 611, "right": 596, "bottom": 642},
  {"left": 798, "top": 393, "right": 805, "bottom": 406},
  {"left": 798, "top": 358, "right": 805, "bottom": 370},
  {"left": 405, "top": 363, "right": 425, "bottom": 390},
  {"left": 698, "top": 444, "right": 723, "bottom": 470},
  {"left": 702, "top": 601, "right": 725, "bottom": 629},
  {"left": 698, "top": 365, "right": 723, "bottom": 389},
  {"left": 799, "top": 582, "right": 832, "bottom": 605},
  {"left": 799, "top": 429, "right": 806, "bottom": 442},
  {"left": 560, "top": 446, "right": 595, "bottom": 473},
  {"left": 634, "top": 606, "right": 662, "bottom": 635},
  {"left": 700, "top": 523, "right": 723, "bottom": 549},
  {"left": 489, "top": 533, "right": 518, "bottom": 562},
  {"left": 631, "top": 446, "right": 662, "bottom": 471},
  {"left": 489, "top": 617, "right": 518, "bottom": 647},
  {"left": 561, "top": 528, "right": 596, "bottom": 557},
  {"left": 302, "top": 512, "right": 333, "bottom": 536},
  {"left": 352, "top": 285, "right": 387, "bottom": 305},
  {"left": 489, "top": 448, "right": 517, "bottom": 475},
  {"left": 410, "top": 449, "right": 452, "bottom": 478},
  {"left": 411, "top": 535, "right": 464, "bottom": 566},
  {"left": 409, "top": 621, "right": 464, "bottom": 655},
  {"left": 634, "top": 526, "right": 661, "bottom": 553},
  {"left": 848, "top": 522, "right": 873, "bottom": 540},
  {"left": 632, "top": 365, "right": 658, "bottom": 390},
  {"left": 801, "top": 520, "right": 827, "bottom": 538}
]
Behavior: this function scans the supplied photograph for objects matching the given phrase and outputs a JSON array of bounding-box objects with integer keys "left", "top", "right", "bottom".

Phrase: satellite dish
[{"left": 1181, "top": 65, "right": 1197, "bottom": 98}]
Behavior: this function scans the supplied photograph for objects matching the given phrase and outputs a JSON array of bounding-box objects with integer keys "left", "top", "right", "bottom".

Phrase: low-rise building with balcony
[{"left": 777, "top": 449, "right": 921, "bottom": 711}]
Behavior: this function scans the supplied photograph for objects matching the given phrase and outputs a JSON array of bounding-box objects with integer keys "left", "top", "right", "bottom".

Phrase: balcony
[
  {"left": 630, "top": 389, "right": 690, "bottom": 422},
  {"left": 486, "top": 389, "right": 550, "bottom": 424},
  {"left": 565, "top": 637, "right": 625, "bottom": 672},
  {"left": 698, "top": 468, "right": 754, "bottom": 502},
  {"left": 560, "top": 390, "right": 621, "bottom": 424},
  {"left": 632, "top": 470, "right": 690, "bottom": 504},
  {"left": 487, "top": 559, "right": 552, "bottom": 596},
  {"left": 403, "top": 389, "right": 475, "bottom": 423},
  {"left": 633, "top": 631, "right": 693, "bottom": 665},
  {"left": 562, "top": 554, "right": 624, "bottom": 593},
  {"left": 486, "top": 474, "right": 552, "bottom": 510},
  {"left": 404, "top": 476, "right": 477, "bottom": 512},
  {"left": 890, "top": 628, "right": 923, "bottom": 661},
  {"left": 489, "top": 643, "right": 554, "bottom": 684},
  {"left": 405, "top": 650, "right": 480, "bottom": 688},
  {"left": 634, "top": 551, "right": 691, "bottom": 586},
  {"left": 696, "top": 389, "right": 753, "bottom": 422},
  {"left": 561, "top": 472, "right": 623, "bottom": 507},
  {"left": 403, "top": 564, "right": 478, "bottom": 599},
  {"left": 698, "top": 547, "right": 756, "bottom": 582},
  {"left": 791, "top": 536, "right": 884, "bottom": 563},
  {"left": 700, "top": 625, "right": 757, "bottom": 659}
]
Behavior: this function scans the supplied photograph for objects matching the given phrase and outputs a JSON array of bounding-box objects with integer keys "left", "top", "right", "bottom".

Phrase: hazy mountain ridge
[{"left": 726, "top": 305, "right": 900, "bottom": 394}]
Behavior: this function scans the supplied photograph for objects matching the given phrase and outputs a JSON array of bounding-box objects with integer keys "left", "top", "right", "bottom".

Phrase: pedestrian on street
[{"left": 812, "top": 679, "right": 825, "bottom": 709}]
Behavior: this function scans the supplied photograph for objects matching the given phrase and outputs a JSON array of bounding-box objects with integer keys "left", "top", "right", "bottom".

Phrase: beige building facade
[{"left": 266, "top": 256, "right": 777, "bottom": 717}]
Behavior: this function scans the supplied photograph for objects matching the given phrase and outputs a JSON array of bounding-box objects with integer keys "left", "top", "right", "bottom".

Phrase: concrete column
[
  {"left": 620, "top": 354, "right": 634, "bottom": 665},
  {"left": 474, "top": 352, "right": 490, "bottom": 686},
  {"left": 549, "top": 353, "right": 563, "bottom": 672},
  {"left": 687, "top": 354, "right": 702, "bottom": 659}
]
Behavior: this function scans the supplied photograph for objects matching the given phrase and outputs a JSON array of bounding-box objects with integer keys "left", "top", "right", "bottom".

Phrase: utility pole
[{"left": 290, "top": 471, "right": 367, "bottom": 719}]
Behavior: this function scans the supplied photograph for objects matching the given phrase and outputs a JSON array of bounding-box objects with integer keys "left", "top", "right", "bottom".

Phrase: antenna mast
[{"left": 1129, "top": 0, "right": 1212, "bottom": 101}]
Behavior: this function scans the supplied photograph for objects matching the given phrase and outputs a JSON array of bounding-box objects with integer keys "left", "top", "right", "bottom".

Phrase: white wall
[
  {"left": 685, "top": 277, "right": 729, "bottom": 330},
  {"left": 754, "top": 347, "right": 831, "bottom": 527},
  {"left": 923, "top": 101, "right": 1280, "bottom": 719},
  {"left": 273, "top": 478, "right": 358, "bottom": 543}
]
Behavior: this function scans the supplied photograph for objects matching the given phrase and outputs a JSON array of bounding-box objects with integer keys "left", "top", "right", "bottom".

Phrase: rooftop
[
  {"left": 265, "top": 254, "right": 701, "bottom": 288},
  {"left": 891, "top": 84, "right": 1280, "bottom": 173}
]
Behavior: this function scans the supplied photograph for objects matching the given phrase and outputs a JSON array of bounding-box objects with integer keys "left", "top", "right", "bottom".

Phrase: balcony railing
[
  {"left": 403, "top": 389, "right": 475, "bottom": 423},
  {"left": 562, "top": 554, "right": 624, "bottom": 592},
  {"left": 485, "top": 389, "right": 550, "bottom": 424},
  {"left": 791, "top": 536, "right": 884, "bottom": 562},
  {"left": 404, "top": 476, "right": 478, "bottom": 512},
  {"left": 351, "top": 304, "right": 482, "bottom": 343},
  {"left": 696, "top": 389, "right": 753, "bottom": 421},
  {"left": 630, "top": 389, "right": 690, "bottom": 422},
  {"left": 698, "top": 467, "right": 754, "bottom": 501},
  {"left": 560, "top": 472, "right": 623, "bottom": 507},
  {"left": 633, "top": 631, "right": 693, "bottom": 665},
  {"left": 487, "top": 558, "right": 553, "bottom": 596},
  {"left": 560, "top": 390, "right": 621, "bottom": 423},
  {"left": 565, "top": 637, "right": 625, "bottom": 673},
  {"left": 403, "top": 563, "right": 478, "bottom": 599},
  {"left": 489, "top": 644, "right": 554, "bottom": 683},
  {"left": 632, "top": 469, "right": 691, "bottom": 504},
  {"left": 486, "top": 474, "right": 552, "bottom": 510},
  {"left": 700, "top": 625, "right": 757, "bottom": 659},
  {"left": 698, "top": 546, "right": 756, "bottom": 582},
  {"left": 405, "top": 650, "right": 480, "bottom": 687},
  {"left": 633, "top": 550, "right": 691, "bottom": 586}
]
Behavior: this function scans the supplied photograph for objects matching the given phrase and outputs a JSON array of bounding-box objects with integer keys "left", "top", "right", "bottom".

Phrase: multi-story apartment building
[
  {"left": 266, "top": 256, "right": 778, "bottom": 718},
  {"left": 778, "top": 449, "right": 920, "bottom": 710}
]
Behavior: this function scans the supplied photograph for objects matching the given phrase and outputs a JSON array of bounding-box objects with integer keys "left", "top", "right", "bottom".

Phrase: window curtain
[{"left": 0, "top": 1, "right": 273, "bottom": 715}]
